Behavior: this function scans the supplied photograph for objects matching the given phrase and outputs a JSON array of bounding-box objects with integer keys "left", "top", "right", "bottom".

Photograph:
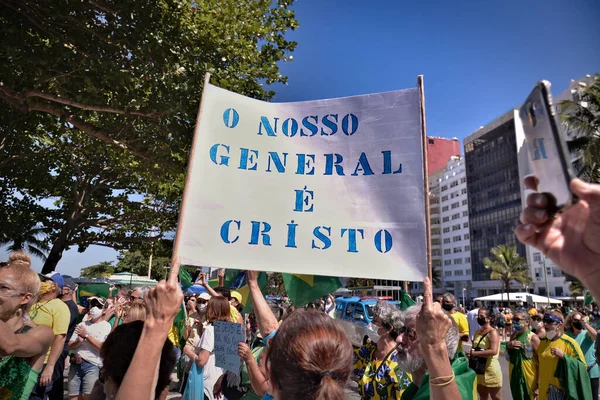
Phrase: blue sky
[{"left": 15, "top": 0, "right": 600, "bottom": 277}]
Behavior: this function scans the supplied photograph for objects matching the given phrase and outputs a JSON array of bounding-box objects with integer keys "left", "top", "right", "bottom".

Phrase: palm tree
[
  {"left": 559, "top": 74, "right": 600, "bottom": 183},
  {"left": 484, "top": 245, "right": 532, "bottom": 304},
  {"left": 569, "top": 279, "right": 586, "bottom": 298},
  {"left": 0, "top": 224, "right": 49, "bottom": 261}
]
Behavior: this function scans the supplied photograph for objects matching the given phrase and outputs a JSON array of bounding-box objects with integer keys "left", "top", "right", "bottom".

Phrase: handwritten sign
[
  {"left": 177, "top": 82, "right": 427, "bottom": 281},
  {"left": 213, "top": 321, "right": 244, "bottom": 373}
]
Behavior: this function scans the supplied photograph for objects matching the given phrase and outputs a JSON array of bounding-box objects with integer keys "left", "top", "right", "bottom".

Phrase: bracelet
[{"left": 430, "top": 372, "right": 455, "bottom": 387}]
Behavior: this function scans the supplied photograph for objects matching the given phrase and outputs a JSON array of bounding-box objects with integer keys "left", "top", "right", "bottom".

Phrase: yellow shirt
[
  {"left": 451, "top": 311, "right": 469, "bottom": 351},
  {"left": 230, "top": 304, "right": 241, "bottom": 324},
  {"left": 353, "top": 343, "right": 412, "bottom": 399},
  {"left": 29, "top": 299, "right": 70, "bottom": 363},
  {"left": 537, "top": 334, "right": 586, "bottom": 400}
]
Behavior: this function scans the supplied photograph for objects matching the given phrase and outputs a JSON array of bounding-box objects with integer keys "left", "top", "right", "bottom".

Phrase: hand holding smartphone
[{"left": 519, "top": 80, "right": 576, "bottom": 213}]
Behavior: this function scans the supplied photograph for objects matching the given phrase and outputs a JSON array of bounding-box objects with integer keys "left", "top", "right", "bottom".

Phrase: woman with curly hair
[{"left": 352, "top": 301, "right": 412, "bottom": 399}]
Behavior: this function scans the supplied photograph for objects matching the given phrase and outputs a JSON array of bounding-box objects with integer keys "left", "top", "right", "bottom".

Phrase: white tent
[{"left": 474, "top": 292, "right": 562, "bottom": 306}]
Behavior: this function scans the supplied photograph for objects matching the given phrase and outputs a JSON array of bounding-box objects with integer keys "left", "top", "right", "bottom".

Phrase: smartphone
[{"left": 519, "top": 80, "right": 576, "bottom": 212}]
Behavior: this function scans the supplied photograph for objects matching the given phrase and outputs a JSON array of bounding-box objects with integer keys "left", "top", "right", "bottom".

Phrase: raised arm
[
  {"left": 115, "top": 257, "right": 183, "bottom": 400},
  {"left": 0, "top": 322, "right": 53, "bottom": 358},
  {"left": 197, "top": 272, "right": 220, "bottom": 298},
  {"left": 247, "top": 271, "right": 278, "bottom": 337}
]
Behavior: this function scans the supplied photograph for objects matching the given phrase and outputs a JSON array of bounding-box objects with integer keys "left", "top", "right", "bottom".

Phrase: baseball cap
[
  {"left": 231, "top": 291, "right": 243, "bottom": 303},
  {"left": 198, "top": 292, "right": 211, "bottom": 301},
  {"left": 63, "top": 277, "right": 77, "bottom": 291},
  {"left": 39, "top": 271, "right": 64, "bottom": 290}
]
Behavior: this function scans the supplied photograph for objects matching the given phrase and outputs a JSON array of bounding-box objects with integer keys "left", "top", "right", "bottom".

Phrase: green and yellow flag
[
  {"left": 224, "top": 270, "right": 269, "bottom": 313},
  {"left": 400, "top": 290, "right": 416, "bottom": 310},
  {"left": 282, "top": 273, "right": 341, "bottom": 307},
  {"left": 585, "top": 290, "right": 595, "bottom": 306},
  {"left": 178, "top": 267, "right": 194, "bottom": 290}
]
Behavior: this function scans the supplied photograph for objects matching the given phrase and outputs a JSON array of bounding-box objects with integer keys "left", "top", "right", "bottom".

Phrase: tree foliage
[
  {"left": 568, "top": 279, "right": 585, "bottom": 298},
  {"left": 80, "top": 261, "right": 115, "bottom": 279},
  {"left": 484, "top": 245, "right": 531, "bottom": 303},
  {"left": 559, "top": 74, "right": 600, "bottom": 183},
  {"left": 0, "top": 0, "right": 298, "bottom": 272}
]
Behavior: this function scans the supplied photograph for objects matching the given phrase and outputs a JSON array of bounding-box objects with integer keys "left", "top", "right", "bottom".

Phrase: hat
[
  {"left": 230, "top": 291, "right": 243, "bottom": 303},
  {"left": 39, "top": 272, "right": 64, "bottom": 290},
  {"left": 63, "top": 277, "right": 77, "bottom": 291},
  {"left": 88, "top": 296, "right": 106, "bottom": 306},
  {"left": 528, "top": 308, "right": 539, "bottom": 317},
  {"left": 198, "top": 292, "right": 211, "bottom": 301}
]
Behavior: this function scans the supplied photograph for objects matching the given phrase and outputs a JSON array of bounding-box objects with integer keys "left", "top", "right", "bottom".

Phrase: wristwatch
[{"left": 83, "top": 334, "right": 89, "bottom": 341}]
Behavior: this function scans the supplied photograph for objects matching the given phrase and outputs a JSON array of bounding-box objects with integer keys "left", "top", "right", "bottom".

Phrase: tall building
[
  {"left": 427, "top": 137, "right": 461, "bottom": 174},
  {"left": 464, "top": 110, "right": 527, "bottom": 296},
  {"left": 439, "top": 156, "right": 472, "bottom": 303}
]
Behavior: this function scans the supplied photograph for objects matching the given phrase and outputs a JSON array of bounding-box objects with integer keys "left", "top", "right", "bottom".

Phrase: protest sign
[
  {"left": 213, "top": 321, "right": 244, "bottom": 373},
  {"left": 175, "top": 75, "right": 429, "bottom": 281}
]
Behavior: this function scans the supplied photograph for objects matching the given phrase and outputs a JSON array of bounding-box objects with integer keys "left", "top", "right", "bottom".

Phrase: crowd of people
[{"left": 0, "top": 177, "right": 598, "bottom": 400}]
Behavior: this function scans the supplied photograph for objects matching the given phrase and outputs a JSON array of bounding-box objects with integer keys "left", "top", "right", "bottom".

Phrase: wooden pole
[
  {"left": 172, "top": 73, "right": 212, "bottom": 261},
  {"left": 418, "top": 75, "right": 433, "bottom": 282}
]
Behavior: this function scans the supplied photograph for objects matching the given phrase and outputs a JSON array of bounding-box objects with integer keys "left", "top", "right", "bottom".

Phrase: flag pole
[
  {"left": 418, "top": 75, "right": 432, "bottom": 283},
  {"left": 172, "top": 73, "right": 212, "bottom": 263}
]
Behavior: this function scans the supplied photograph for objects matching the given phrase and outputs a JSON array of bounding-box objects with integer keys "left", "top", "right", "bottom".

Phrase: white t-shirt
[
  {"left": 467, "top": 308, "right": 480, "bottom": 342},
  {"left": 69, "top": 320, "right": 112, "bottom": 367},
  {"left": 198, "top": 325, "right": 224, "bottom": 400}
]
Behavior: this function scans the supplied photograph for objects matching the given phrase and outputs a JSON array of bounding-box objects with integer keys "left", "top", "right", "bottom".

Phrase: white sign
[
  {"left": 213, "top": 321, "right": 244, "bottom": 373},
  {"left": 177, "top": 82, "right": 427, "bottom": 281}
]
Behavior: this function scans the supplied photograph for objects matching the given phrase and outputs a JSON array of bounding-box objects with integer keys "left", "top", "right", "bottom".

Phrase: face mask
[
  {"left": 531, "top": 321, "right": 541, "bottom": 330},
  {"left": 89, "top": 306, "right": 103, "bottom": 319},
  {"left": 40, "top": 281, "right": 53, "bottom": 296},
  {"left": 546, "top": 330, "right": 558, "bottom": 340},
  {"left": 573, "top": 321, "right": 584, "bottom": 330},
  {"left": 513, "top": 322, "right": 524, "bottom": 332},
  {"left": 198, "top": 303, "right": 207, "bottom": 312},
  {"left": 442, "top": 303, "right": 454, "bottom": 312},
  {"left": 365, "top": 322, "right": 381, "bottom": 343},
  {"left": 477, "top": 317, "right": 487, "bottom": 326}
]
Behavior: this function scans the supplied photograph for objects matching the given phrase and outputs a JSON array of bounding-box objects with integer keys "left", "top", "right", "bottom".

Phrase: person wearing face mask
[
  {"left": 565, "top": 311, "right": 598, "bottom": 400},
  {"left": 506, "top": 311, "right": 539, "bottom": 400},
  {"left": 352, "top": 300, "right": 412, "bottom": 399},
  {"left": 28, "top": 271, "right": 71, "bottom": 400},
  {"left": 67, "top": 306, "right": 112, "bottom": 400},
  {"left": 536, "top": 310, "right": 592, "bottom": 400},
  {"left": 0, "top": 253, "right": 54, "bottom": 400},
  {"left": 441, "top": 293, "right": 469, "bottom": 351},
  {"left": 467, "top": 307, "right": 502, "bottom": 400}
]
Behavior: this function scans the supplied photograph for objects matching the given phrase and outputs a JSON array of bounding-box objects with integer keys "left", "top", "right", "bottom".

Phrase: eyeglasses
[
  {"left": 398, "top": 326, "right": 417, "bottom": 341},
  {"left": 513, "top": 318, "right": 524, "bottom": 322},
  {"left": 543, "top": 318, "right": 560, "bottom": 325},
  {"left": 189, "top": 298, "right": 197, "bottom": 302},
  {"left": 130, "top": 295, "right": 142, "bottom": 301}
]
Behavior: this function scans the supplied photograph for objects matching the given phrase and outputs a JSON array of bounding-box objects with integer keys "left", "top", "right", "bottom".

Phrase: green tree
[
  {"left": 484, "top": 245, "right": 531, "bottom": 304},
  {"left": 432, "top": 267, "right": 442, "bottom": 288},
  {"left": 80, "top": 261, "right": 115, "bottom": 279},
  {"left": 0, "top": 0, "right": 298, "bottom": 272},
  {"left": 346, "top": 278, "right": 375, "bottom": 288},
  {"left": 559, "top": 74, "right": 600, "bottom": 183},
  {"left": 569, "top": 279, "right": 586, "bottom": 298}
]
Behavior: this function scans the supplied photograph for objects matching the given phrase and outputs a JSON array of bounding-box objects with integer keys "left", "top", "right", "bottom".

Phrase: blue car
[{"left": 335, "top": 296, "right": 401, "bottom": 346}]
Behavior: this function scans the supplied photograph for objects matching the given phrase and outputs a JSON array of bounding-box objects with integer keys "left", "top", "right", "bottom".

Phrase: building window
[
  {"left": 429, "top": 139, "right": 434, "bottom": 144},
  {"left": 450, "top": 181, "right": 458, "bottom": 188},
  {"left": 461, "top": 188, "right": 467, "bottom": 194},
  {"left": 452, "top": 213, "right": 460, "bottom": 220},
  {"left": 460, "top": 177, "right": 466, "bottom": 183},
  {"left": 464, "top": 234, "right": 470, "bottom": 240},
  {"left": 453, "top": 247, "right": 461, "bottom": 253},
  {"left": 451, "top": 202, "right": 459, "bottom": 209},
  {"left": 441, "top": 185, "right": 448, "bottom": 192},
  {"left": 442, "top": 206, "right": 449, "bottom": 212},
  {"left": 555, "top": 287, "right": 564, "bottom": 296},
  {"left": 464, "top": 245, "right": 470, "bottom": 252},
  {"left": 444, "top": 260, "right": 452, "bottom": 266},
  {"left": 462, "top": 199, "right": 468, "bottom": 206},
  {"left": 453, "top": 236, "right": 461, "bottom": 242},
  {"left": 454, "top": 270, "right": 463, "bottom": 276},
  {"left": 443, "top": 227, "right": 450, "bottom": 233},
  {"left": 444, "top": 249, "right": 451, "bottom": 255},
  {"left": 452, "top": 224, "right": 461, "bottom": 231},
  {"left": 444, "top": 270, "right": 452, "bottom": 276},
  {"left": 533, "top": 252, "right": 541, "bottom": 262},
  {"left": 443, "top": 238, "right": 451, "bottom": 244},
  {"left": 454, "top": 258, "right": 462, "bottom": 265},
  {"left": 463, "top": 222, "right": 469, "bottom": 228},
  {"left": 466, "top": 258, "right": 471, "bottom": 263},
  {"left": 442, "top": 195, "right": 448, "bottom": 201},
  {"left": 552, "top": 268, "right": 563, "bottom": 278},
  {"left": 442, "top": 216, "right": 449, "bottom": 222},
  {"left": 462, "top": 211, "right": 468, "bottom": 217}
]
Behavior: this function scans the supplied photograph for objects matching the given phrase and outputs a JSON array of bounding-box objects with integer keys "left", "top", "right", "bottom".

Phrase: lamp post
[
  {"left": 462, "top": 287, "right": 466, "bottom": 308},
  {"left": 543, "top": 256, "right": 551, "bottom": 306}
]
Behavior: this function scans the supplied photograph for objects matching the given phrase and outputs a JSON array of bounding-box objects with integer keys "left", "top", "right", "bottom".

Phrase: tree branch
[{"left": 26, "top": 90, "right": 159, "bottom": 120}]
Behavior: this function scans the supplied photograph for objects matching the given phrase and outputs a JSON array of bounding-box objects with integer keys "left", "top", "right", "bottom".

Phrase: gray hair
[
  {"left": 442, "top": 293, "right": 456, "bottom": 303},
  {"left": 404, "top": 304, "right": 459, "bottom": 360},
  {"left": 133, "top": 286, "right": 151, "bottom": 300},
  {"left": 373, "top": 301, "right": 403, "bottom": 330},
  {"left": 514, "top": 310, "right": 529, "bottom": 322}
]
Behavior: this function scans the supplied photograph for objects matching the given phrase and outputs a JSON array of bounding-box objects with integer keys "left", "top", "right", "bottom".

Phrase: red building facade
[{"left": 427, "top": 137, "right": 460, "bottom": 174}]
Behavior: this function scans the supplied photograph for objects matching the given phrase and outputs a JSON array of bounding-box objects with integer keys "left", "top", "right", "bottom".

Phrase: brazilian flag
[
  {"left": 282, "top": 273, "right": 341, "bottom": 307},
  {"left": 585, "top": 290, "right": 595, "bottom": 306},
  {"left": 224, "top": 270, "right": 268, "bottom": 313}
]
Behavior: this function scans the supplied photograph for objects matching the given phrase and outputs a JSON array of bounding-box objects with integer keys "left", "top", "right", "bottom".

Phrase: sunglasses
[
  {"left": 398, "top": 326, "right": 417, "bottom": 341},
  {"left": 543, "top": 318, "right": 560, "bottom": 325}
]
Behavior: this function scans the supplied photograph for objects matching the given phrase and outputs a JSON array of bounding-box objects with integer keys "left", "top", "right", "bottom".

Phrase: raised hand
[
  {"left": 515, "top": 177, "right": 600, "bottom": 293},
  {"left": 416, "top": 277, "right": 453, "bottom": 354}
]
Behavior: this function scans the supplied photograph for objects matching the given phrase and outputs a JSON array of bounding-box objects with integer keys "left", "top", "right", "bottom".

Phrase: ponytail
[{"left": 317, "top": 374, "right": 345, "bottom": 400}]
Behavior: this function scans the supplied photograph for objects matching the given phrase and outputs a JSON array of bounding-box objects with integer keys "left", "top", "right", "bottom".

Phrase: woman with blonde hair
[{"left": 0, "top": 252, "right": 54, "bottom": 399}]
